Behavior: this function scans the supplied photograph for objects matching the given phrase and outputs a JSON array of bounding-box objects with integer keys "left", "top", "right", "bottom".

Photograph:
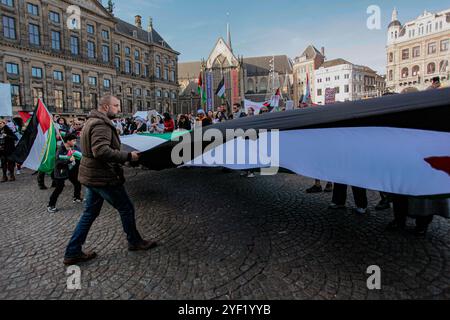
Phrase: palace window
[
  {"left": 32, "top": 88, "right": 43, "bottom": 106},
  {"left": 28, "top": 23, "right": 40, "bottom": 45},
  {"left": 51, "top": 31, "right": 61, "bottom": 50},
  {"left": 53, "top": 70, "right": 63, "bottom": 81},
  {"left": 87, "top": 41, "right": 96, "bottom": 58},
  {"left": 6, "top": 63, "right": 18, "bottom": 75},
  {"left": 102, "top": 30, "right": 109, "bottom": 40},
  {"left": 125, "top": 60, "right": 131, "bottom": 73},
  {"left": 1, "top": 0, "right": 14, "bottom": 7},
  {"left": 102, "top": 45, "right": 110, "bottom": 63},
  {"left": 114, "top": 57, "right": 121, "bottom": 70},
  {"left": 70, "top": 36, "right": 79, "bottom": 55},
  {"left": 412, "top": 46, "right": 420, "bottom": 58},
  {"left": 32, "top": 67, "right": 42, "bottom": 79},
  {"left": 103, "top": 79, "right": 111, "bottom": 88},
  {"left": 54, "top": 90, "right": 64, "bottom": 109},
  {"left": 2, "top": 16, "right": 16, "bottom": 39},
  {"left": 49, "top": 11, "right": 60, "bottom": 23},
  {"left": 135, "top": 62, "right": 141, "bottom": 75},
  {"left": 72, "top": 74, "right": 81, "bottom": 83},
  {"left": 11, "top": 84, "right": 20, "bottom": 106},
  {"left": 88, "top": 76, "right": 97, "bottom": 86},
  {"left": 87, "top": 24, "right": 94, "bottom": 35},
  {"left": 27, "top": 3, "right": 39, "bottom": 16},
  {"left": 73, "top": 92, "right": 82, "bottom": 109}
]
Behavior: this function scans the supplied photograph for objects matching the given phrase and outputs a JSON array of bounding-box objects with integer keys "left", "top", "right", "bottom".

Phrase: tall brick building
[{"left": 0, "top": 0, "right": 179, "bottom": 116}]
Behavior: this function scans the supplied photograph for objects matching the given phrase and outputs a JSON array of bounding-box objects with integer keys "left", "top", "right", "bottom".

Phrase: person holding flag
[
  {"left": 63, "top": 95, "right": 156, "bottom": 265},
  {"left": 47, "top": 133, "right": 83, "bottom": 213}
]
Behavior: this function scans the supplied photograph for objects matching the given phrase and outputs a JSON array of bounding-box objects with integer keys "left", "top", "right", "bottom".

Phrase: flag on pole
[
  {"left": 10, "top": 99, "right": 57, "bottom": 173},
  {"left": 197, "top": 72, "right": 207, "bottom": 107},
  {"left": 264, "top": 88, "right": 281, "bottom": 112},
  {"left": 301, "top": 73, "right": 312, "bottom": 105},
  {"left": 19, "top": 111, "right": 32, "bottom": 124},
  {"left": 215, "top": 77, "right": 226, "bottom": 99}
]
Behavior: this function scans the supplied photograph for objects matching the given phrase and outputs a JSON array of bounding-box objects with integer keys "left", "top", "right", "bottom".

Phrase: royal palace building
[{"left": 0, "top": 0, "right": 179, "bottom": 116}]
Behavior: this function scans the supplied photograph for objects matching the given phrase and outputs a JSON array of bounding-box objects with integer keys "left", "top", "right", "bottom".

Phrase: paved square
[{"left": 1, "top": 168, "right": 450, "bottom": 300}]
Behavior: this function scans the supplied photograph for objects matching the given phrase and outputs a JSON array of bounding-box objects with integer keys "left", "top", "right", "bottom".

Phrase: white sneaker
[
  {"left": 247, "top": 173, "right": 255, "bottom": 178},
  {"left": 353, "top": 207, "right": 367, "bottom": 214},
  {"left": 16, "top": 170, "right": 21, "bottom": 175}
]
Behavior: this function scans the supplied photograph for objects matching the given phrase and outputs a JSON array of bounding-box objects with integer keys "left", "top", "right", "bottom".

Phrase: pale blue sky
[{"left": 112, "top": 0, "right": 449, "bottom": 74}]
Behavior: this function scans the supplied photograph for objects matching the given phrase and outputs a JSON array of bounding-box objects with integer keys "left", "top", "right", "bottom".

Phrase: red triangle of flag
[{"left": 425, "top": 157, "right": 450, "bottom": 176}]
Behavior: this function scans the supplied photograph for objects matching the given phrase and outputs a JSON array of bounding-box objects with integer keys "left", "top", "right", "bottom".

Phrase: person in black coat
[
  {"left": 177, "top": 115, "right": 192, "bottom": 131},
  {"left": 0, "top": 118, "right": 17, "bottom": 182},
  {"left": 47, "top": 134, "right": 82, "bottom": 213}
]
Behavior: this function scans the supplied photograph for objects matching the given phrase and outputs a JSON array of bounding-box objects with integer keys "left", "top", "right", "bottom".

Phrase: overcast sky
[{"left": 113, "top": 0, "right": 448, "bottom": 74}]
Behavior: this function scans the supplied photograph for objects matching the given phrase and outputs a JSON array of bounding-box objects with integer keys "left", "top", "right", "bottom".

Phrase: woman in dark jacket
[
  {"left": 47, "top": 134, "right": 82, "bottom": 213},
  {"left": 0, "top": 118, "right": 17, "bottom": 182},
  {"left": 177, "top": 115, "right": 192, "bottom": 131}
]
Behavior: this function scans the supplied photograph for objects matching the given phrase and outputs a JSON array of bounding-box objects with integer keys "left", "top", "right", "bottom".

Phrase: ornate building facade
[
  {"left": 0, "top": 0, "right": 179, "bottom": 116},
  {"left": 386, "top": 7, "right": 450, "bottom": 93}
]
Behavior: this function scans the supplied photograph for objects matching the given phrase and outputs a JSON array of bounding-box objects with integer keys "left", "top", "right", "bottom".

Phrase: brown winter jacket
[{"left": 78, "top": 110, "right": 130, "bottom": 187}]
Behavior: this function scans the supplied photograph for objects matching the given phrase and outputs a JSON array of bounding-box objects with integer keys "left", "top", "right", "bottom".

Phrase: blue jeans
[{"left": 65, "top": 185, "right": 143, "bottom": 258}]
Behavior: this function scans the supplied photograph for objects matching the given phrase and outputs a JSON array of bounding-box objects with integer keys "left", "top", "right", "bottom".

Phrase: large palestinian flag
[
  {"left": 10, "top": 99, "right": 57, "bottom": 173},
  {"left": 123, "top": 88, "right": 450, "bottom": 197}
]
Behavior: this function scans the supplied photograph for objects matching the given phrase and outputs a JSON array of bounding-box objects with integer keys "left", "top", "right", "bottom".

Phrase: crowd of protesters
[
  {"left": 108, "top": 102, "right": 267, "bottom": 137},
  {"left": 2, "top": 75, "right": 448, "bottom": 237}
]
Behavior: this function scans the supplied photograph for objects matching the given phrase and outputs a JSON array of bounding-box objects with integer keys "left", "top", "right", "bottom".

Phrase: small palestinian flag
[
  {"left": 215, "top": 77, "right": 226, "bottom": 99},
  {"left": 10, "top": 99, "right": 57, "bottom": 173},
  {"left": 197, "top": 72, "right": 207, "bottom": 106}
]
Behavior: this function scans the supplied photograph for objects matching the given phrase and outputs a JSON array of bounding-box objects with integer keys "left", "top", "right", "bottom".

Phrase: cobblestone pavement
[{"left": 1, "top": 167, "right": 450, "bottom": 300}]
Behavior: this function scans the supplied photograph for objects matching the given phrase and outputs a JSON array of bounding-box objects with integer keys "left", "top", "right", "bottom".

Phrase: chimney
[
  {"left": 321, "top": 47, "right": 325, "bottom": 57},
  {"left": 135, "top": 15, "right": 142, "bottom": 28}
]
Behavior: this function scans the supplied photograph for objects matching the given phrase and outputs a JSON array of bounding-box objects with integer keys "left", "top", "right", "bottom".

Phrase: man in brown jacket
[{"left": 64, "top": 95, "right": 156, "bottom": 265}]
